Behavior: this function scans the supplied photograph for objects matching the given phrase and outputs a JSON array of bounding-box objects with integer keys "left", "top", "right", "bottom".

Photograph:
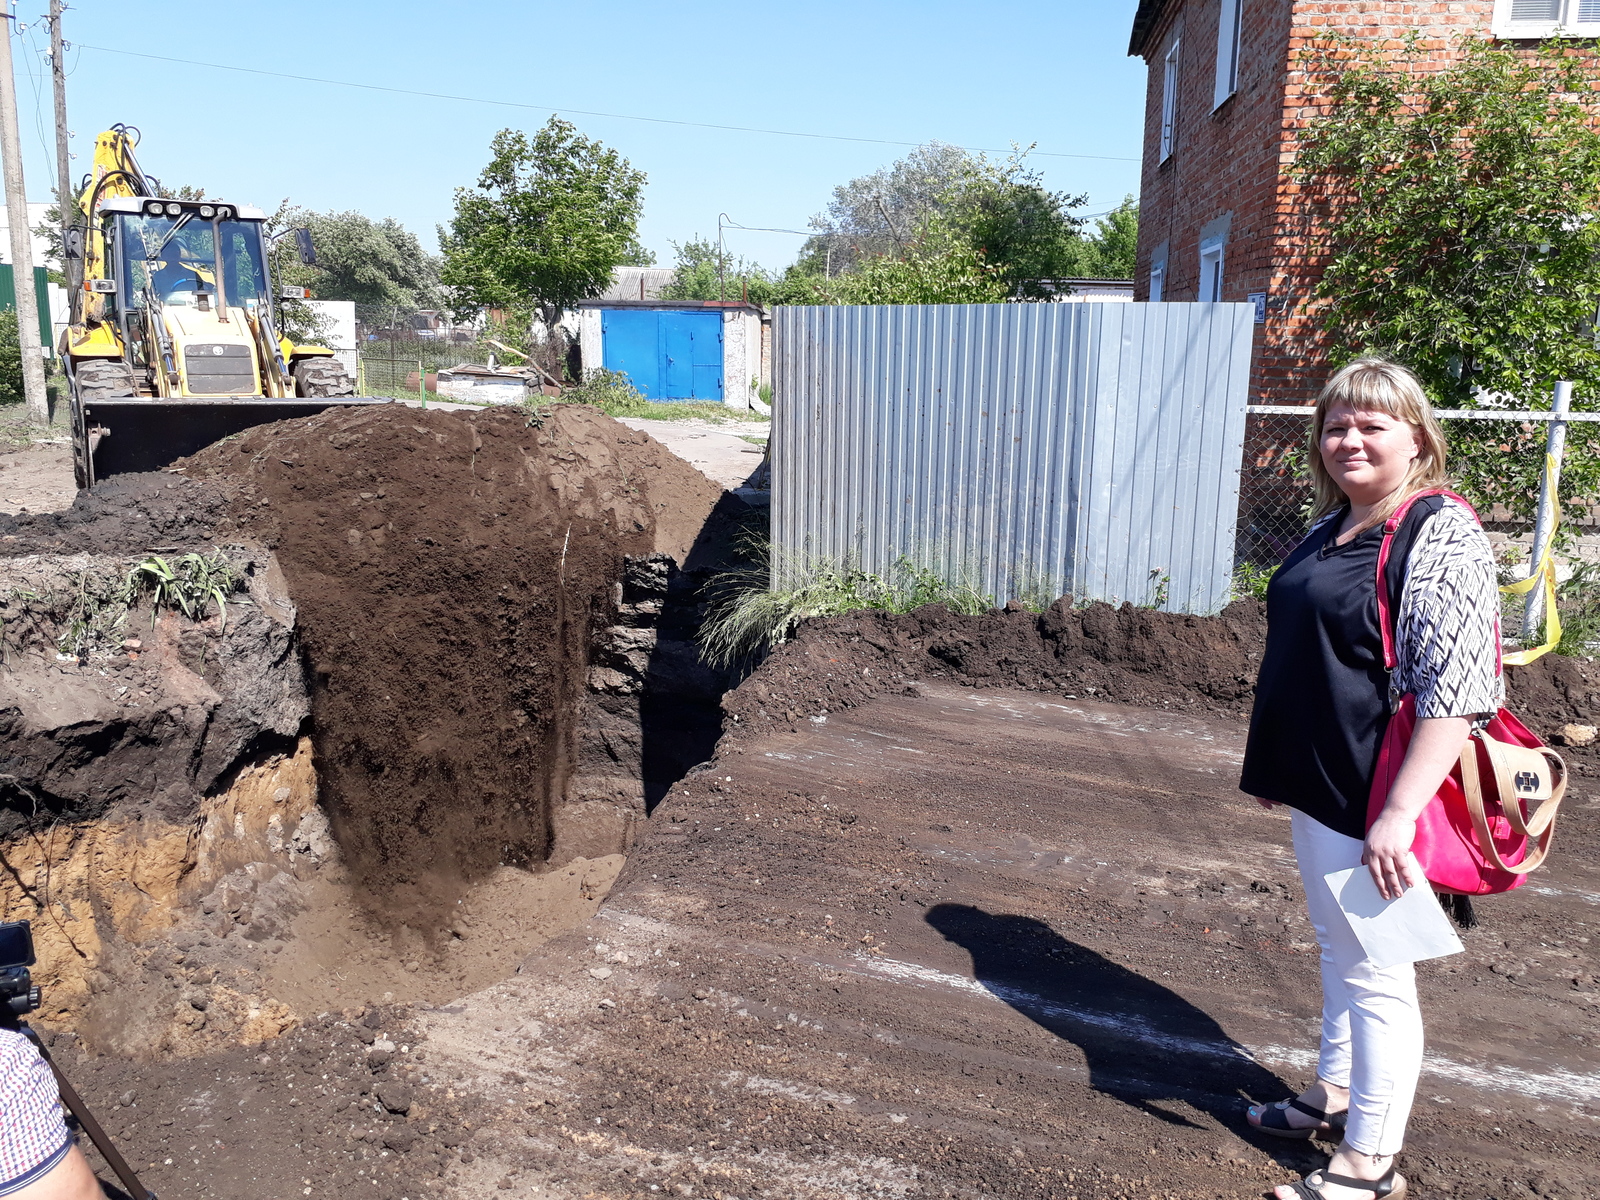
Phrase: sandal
[
  {"left": 1281, "top": 1163, "right": 1406, "bottom": 1199},
  {"left": 1247, "top": 1097, "right": 1348, "bottom": 1140}
]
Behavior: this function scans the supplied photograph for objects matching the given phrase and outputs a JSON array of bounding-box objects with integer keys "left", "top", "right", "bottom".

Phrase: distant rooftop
[{"left": 598, "top": 267, "right": 678, "bottom": 302}]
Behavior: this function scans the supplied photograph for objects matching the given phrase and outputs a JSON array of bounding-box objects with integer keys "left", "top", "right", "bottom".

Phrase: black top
[{"left": 1239, "top": 497, "right": 1444, "bottom": 839}]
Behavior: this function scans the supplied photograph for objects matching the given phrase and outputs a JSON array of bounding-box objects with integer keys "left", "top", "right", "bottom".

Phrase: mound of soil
[
  {"left": 180, "top": 402, "right": 722, "bottom": 913},
  {"left": 724, "top": 596, "right": 1600, "bottom": 751},
  {"left": 0, "top": 470, "right": 235, "bottom": 555}
]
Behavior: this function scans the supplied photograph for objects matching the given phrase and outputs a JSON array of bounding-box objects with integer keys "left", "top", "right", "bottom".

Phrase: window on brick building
[
  {"left": 1199, "top": 236, "right": 1225, "bottom": 302},
  {"left": 1492, "top": 0, "right": 1600, "bottom": 36},
  {"left": 1160, "top": 40, "right": 1181, "bottom": 161},
  {"left": 1213, "top": 0, "right": 1243, "bottom": 109},
  {"left": 1150, "top": 264, "right": 1165, "bottom": 302}
]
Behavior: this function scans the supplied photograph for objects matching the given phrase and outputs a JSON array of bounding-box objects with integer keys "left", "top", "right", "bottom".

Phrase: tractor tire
[
  {"left": 293, "top": 356, "right": 356, "bottom": 398},
  {"left": 73, "top": 359, "right": 137, "bottom": 399}
]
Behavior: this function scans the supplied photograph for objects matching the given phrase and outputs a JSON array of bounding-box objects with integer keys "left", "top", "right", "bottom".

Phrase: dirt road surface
[
  {"left": 0, "top": 437, "right": 74, "bottom": 512},
  {"left": 49, "top": 678, "right": 1600, "bottom": 1199},
  {"left": 615, "top": 417, "right": 769, "bottom": 490},
  {"left": 399, "top": 682, "right": 1598, "bottom": 1200}
]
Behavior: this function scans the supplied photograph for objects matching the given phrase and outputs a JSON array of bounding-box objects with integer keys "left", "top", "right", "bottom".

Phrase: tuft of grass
[
  {"left": 129, "top": 552, "right": 244, "bottom": 632},
  {"left": 1555, "top": 558, "right": 1600, "bottom": 657},
  {"left": 1231, "top": 562, "right": 1277, "bottom": 602},
  {"left": 699, "top": 540, "right": 996, "bottom": 668},
  {"left": 556, "top": 368, "right": 767, "bottom": 423}
]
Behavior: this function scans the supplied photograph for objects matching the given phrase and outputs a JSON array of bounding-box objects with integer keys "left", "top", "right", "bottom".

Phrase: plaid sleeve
[{"left": 0, "top": 1028, "right": 71, "bottom": 1196}]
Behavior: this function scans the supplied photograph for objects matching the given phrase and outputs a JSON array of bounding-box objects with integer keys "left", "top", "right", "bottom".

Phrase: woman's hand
[
  {"left": 1363, "top": 812, "right": 1420, "bottom": 900},
  {"left": 1369, "top": 715, "right": 1472, "bottom": 899}
]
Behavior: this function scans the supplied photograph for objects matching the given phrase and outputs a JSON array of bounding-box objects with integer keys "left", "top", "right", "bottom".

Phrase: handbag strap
[
  {"left": 1459, "top": 738, "right": 1560, "bottom": 874},
  {"left": 1373, "top": 488, "right": 1484, "bottom": 672}
]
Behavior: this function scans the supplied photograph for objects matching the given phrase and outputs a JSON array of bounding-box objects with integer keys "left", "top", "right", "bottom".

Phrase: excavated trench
[
  {"left": 12, "top": 408, "right": 1600, "bottom": 1197},
  {"left": 0, "top": 402, "right": 750, "bottom": 1056}
]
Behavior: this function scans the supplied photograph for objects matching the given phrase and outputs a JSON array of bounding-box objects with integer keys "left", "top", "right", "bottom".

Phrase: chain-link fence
[
  {"left": 352, "top": 308, "right": 573, "bottom": 402},
  {"left": 1235, "top": 405, "right": 1600, "bottom": 648}
]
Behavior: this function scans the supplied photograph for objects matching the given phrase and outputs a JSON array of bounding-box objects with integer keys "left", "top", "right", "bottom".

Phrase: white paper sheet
[{"left": 1324, "top": 864, "right": 1465, "bottom": 970}]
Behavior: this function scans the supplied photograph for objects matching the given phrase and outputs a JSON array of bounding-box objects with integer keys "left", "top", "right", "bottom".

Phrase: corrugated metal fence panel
[{"left": 770, "top": 302, "right": 1251, "bottom": 615}]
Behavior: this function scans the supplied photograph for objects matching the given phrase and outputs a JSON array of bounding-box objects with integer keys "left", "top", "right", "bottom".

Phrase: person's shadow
[{"left": 926, "top": 903, "right": 1312, "bottom": 1158}]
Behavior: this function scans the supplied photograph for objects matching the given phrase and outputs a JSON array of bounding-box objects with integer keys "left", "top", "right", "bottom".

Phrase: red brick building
[{"left": 1127, "top": 0, "right": 1600, "bottom": 405}]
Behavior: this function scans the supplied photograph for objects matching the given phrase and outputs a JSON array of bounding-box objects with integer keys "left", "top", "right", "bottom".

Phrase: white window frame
[
  {"left": 1213, "top": 0, "right": 1243, "bottom": 109},
  {"left": 1199, "top": 236, "right": 1225, "bottom": 302},
  {"left": 1160, "top": 40, "right": 1181, "bottom": 162},
  {"left": 1149, "top": 264, "right": 1165, "bottom": 303},
  {"left": 1491, "top": 0, "right": 1600, "bottom": 37}
]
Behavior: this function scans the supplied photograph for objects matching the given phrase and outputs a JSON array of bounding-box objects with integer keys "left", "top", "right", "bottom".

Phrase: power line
[
  {"left": 718, "top": 203, "right": 1128, "bottom": 239},
  {"left": 73, "top": 42, "right": 1142, "bottom": 166}
]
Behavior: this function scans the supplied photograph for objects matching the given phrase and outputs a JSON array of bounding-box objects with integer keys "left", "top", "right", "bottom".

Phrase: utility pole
[
  {"left": 0, "top": 0, "right": 49, "bottom": 423},
  {"left": 48, "top": 0, "right": 74, "bottom": 303}
]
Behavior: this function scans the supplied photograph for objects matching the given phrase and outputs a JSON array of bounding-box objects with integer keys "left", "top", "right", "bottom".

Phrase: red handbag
[{"left": 1365, "top": 488, "right": 1567, "bottom": 896}]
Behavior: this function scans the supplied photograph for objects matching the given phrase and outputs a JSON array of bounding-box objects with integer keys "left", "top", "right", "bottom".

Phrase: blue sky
[{"left": 15, "top": 2, "right": 1147, "bottom": 271}]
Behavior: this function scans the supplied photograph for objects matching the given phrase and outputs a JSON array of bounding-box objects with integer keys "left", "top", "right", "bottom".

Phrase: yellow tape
[{"left": 1501, "top": 453, "right": 1562, "bottom": 666}]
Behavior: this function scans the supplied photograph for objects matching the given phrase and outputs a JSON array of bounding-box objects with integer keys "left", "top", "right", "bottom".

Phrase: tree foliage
[
  {"left": 0, "top": 311, "right": 19, "bottom": 405},
  {"left": 942, "top": 150, "right": 1087, "bottom": 296},
  {"left": 275, "top": 204, "right": 439, "bottom": 317},
  {"left": 798, "top": 141, "right": 978, "bottom": 273},
  {"left": 440, "top": 118, "right": 646, "bottom": 324},
  {"left": 659, "top": 237, "right": 783, "bottom": 305},
  {"left": 803, "top": 220, "right": 1011, "bottom": 305},
  {"left": 1292, "top": 35, "right": 1600, "bottom": 521},
  {"left": 1064, "top": 198, "right": 1139, "bottom": 280},
  {"left": 789, "top": 143, "right": 1133, "bottom": 301}
]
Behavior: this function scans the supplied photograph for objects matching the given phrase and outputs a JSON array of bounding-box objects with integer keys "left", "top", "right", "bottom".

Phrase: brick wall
[{"left": 1133, "top": 0, "right": 1502, "bottom": 405}]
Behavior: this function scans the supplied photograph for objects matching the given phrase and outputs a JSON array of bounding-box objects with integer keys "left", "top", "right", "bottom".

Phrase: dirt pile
[
  {"left": 0, "top": 545, "right": 306, "bottom": 827},
  {"left": 723, "top": 596, "right": 1600, "bottom": 750},
  {"left": 179, "top": 401, "right": 725, "bottom": 910},
  {"left": 722, "top": 599, "right": 1269, "bottom": 740}
]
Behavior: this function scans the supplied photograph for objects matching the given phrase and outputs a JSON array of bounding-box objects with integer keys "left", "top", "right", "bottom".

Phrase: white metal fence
[{"left": 770, "top": 302, "right": 1256, "bottom": 614}]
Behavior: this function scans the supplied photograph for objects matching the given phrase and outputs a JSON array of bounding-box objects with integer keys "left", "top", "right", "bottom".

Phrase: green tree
[
  {"left": 275, "top": 205, "right": 439, "bottom": 314},
  {"left": 1292, "top": 35, "right": 1600, "bottom": 521},
  {"left": 618, "top": 238, "right": 657, "bottom": 267},
  {"left": 799, "top": 141, "right": 979, "bottom": 274},
  {"left": 804, "top": 218, "right": 1010, "bottom": 305},
  {"left": 1063, "top": 198, "right": 1138, "bottom": 280},
  {"left": 943, "top": 149, "right": 1088, "bottom": 297},
  {"left": 659, "top": 237, "right": 780, "bottom": 304},
  {"left": 440, "top": 118, "right": 647, "bottom": 331},
  {"left": 0, "top": 311, "right": 20, "bottom": 405}
]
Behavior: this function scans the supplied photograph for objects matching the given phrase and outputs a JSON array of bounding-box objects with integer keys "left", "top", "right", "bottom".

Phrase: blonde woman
[{"left": 1239, "top": 359, "right": 1500, "bottom": 1200}]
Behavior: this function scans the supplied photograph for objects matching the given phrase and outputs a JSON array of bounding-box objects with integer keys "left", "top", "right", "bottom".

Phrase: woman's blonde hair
[{"left": 1307, "top": 357, "right": 1451, "bottom": 526}]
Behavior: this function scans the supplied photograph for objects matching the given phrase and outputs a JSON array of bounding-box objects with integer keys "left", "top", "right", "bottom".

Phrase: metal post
[
  {"left": 1525, "top": 379, "right": 1572, "bottom": 638},
  {"left": 0, "top": 1, "right": 50, "bottom": 423},
  {"left": 418, "top": 358, "right": 425, "bottom": 409}
]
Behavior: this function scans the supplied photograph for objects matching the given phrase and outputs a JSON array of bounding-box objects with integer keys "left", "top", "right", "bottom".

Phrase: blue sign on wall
[{"left": 601, "top": 309, "right": 723, "bottom": 401}]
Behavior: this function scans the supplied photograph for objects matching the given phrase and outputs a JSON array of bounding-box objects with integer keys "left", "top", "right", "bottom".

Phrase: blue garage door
[{"left": 601, "top": 309, "right": 723, "bottom": 401}]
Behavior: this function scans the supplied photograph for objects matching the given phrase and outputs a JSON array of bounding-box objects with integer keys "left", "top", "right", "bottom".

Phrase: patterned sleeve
[
  {"left": 1393, "top": 501, "right": 1503, "bottom": 719},
  {"left": 0, "top": 1028, "right": 71, "bottom": 1195}
]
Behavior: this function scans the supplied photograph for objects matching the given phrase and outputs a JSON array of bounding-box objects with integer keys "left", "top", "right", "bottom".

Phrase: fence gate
[{"left": 770, "top": 302, "right": 1256, "bottom": 615}]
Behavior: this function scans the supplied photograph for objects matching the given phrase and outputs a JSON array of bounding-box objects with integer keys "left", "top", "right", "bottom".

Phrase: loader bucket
[{"left": 76, "top": 396, "right": 396, "bottom": 486}]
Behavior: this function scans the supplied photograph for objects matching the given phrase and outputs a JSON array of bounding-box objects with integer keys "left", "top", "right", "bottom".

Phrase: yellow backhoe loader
[{"left": 64, "top": 126, "right": 385, "bottom": 487}]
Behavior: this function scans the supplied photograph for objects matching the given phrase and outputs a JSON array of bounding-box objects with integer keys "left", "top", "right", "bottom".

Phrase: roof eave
[{"left": 1128, "top": 0, "right": 1172, "bottom": 56}]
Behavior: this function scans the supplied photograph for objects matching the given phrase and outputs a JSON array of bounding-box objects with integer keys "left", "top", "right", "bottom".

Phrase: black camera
[{"left": 0, "top": 920, "right": 40, "bottom": 1018}]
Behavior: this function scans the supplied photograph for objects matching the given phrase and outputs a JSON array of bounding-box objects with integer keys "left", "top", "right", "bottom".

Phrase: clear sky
[{"left": 13, "top": 1, "right": 1148, "bottom": 271}]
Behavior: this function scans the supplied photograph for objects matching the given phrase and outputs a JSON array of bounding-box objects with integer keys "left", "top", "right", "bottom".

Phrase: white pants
[{"left": 1291, "top": 808, "right": 1423, "bottom": 1156}]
